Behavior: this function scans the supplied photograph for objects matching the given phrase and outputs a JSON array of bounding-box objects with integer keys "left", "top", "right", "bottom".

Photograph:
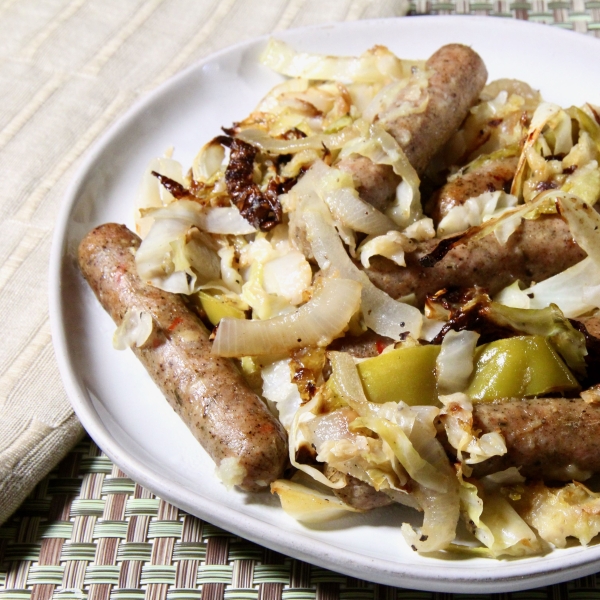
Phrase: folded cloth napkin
[{"left": 0, "top": 0, "right": 408, "bottom": 526}]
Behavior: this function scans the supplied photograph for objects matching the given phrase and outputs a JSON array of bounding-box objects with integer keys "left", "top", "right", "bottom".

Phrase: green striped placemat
[
  {"left": 408, "top": 0, "right": 600, "bottom": 35},
  {"left": 1, "top": 436, "right": 600, "bottom": 600}
]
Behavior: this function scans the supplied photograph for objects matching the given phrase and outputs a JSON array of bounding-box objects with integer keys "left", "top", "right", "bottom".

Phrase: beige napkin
[{"left": 0, "top": 0, "right": 408, "bottom": 525}]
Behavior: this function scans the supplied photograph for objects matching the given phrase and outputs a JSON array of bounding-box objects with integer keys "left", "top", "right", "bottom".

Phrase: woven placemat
[
  {"left": 409, "top": 0, "right": 600, "bottom": 36},
  {"left": 0, "top": 436, "right": 600, "bottom": 600}
]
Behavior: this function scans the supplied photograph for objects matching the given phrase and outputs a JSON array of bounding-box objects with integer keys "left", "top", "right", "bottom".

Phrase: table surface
[
  {"left": 1, "top": 1, "right": 600, "bottom": 599},
  {"left": 2, "top": 436, "right": 600, "bottom": 600}
]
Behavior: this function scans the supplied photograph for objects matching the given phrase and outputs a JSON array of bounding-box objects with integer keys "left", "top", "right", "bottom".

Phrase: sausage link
[
  {"left": 78, "top": 223, "right": 288, "bottom": 492},
  {"left": 324, "top": 466, "right": 397, "bottom": 511},
  {"left": 364, "top": 215, "right": 586, "bottom": 306},
  {"left": 467, "top": 398, "right": 600, "bottom": 481},
  {"left": 337, "top": 155, "right": 399, "bottom": 213},
  {"left": 383, "top": 44, "right": 489, "bottom": 175},
  {"left": 425, "top": 154, "right": 519, "bottom": 225},
  {"left": 328, "top": 330, "right": 393, "bottom": 358},
  {"left": 334, "top": 475, "right": 393, "bottom": 510},
  {"left": 338, "top": 44, "right": 488, "bottom": 211}
]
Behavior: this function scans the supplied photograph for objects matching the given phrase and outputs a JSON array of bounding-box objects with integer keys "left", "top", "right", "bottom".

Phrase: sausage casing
[
  {"left": 78, "top": 223, "right": 288, "bottom": 492},
  {"left": 365, "top": 215, "right": 586, "bottom": 306},
  {"left": 469, "top": 398, "right": 600, "bottom": 481},
  {"left": 382, "top": 43, "right": 488, "bottom": 175},
  {"left": 425, "top": 154, "right": 519, "bottom": 225},
  {"left": 338, "top": 44, "right": 488, "bottom": 211}
]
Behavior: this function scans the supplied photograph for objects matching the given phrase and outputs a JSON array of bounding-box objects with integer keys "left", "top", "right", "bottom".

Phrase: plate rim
[{"left": 49, "top": 15, "right": 600, "bottom": 594}]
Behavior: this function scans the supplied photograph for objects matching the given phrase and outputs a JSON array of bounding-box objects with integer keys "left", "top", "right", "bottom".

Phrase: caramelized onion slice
[
  {"left": 303, "top": 209, "right": 423, "bottom": 339},
  {"left": 260, "top": 38, "right": 415, "bottom": 84},
  {"left": 271, "top": 479, "right": 362, "bottom": 523},
  {"left": 299, "top": 160, "right": 398, "bottom": 236},
  {"left": 212, "top": 277, "right": 361, "bottom": 357},
  {"left": 236, "top": 126, "right": 359, "bottom": 155}
]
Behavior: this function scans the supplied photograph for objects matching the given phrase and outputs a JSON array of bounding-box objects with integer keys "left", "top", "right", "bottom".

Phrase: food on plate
[
  {"left": 79, "top": 38, "right": 600, "bottom": 557},
  {"left": 461, "top": 398, "right": 600, "bottom": 481},
  {"left": 78, "top": 223, "right": 288, "bottom": 492}
]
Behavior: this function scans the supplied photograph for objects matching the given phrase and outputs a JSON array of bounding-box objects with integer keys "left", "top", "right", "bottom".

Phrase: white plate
[{"left": 50, "top": 16, "right": 600, "bottom": 594}]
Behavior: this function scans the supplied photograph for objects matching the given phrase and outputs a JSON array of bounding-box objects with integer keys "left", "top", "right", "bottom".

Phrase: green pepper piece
[
  {"left": 198, "top": 291, "right": 246, "bottom": 326},
  {"left": 357, "top": 345, "right": 441, "bottom": 406},
  {"left": 466, "top": 335, "right": 580, "bottom": 402},
  {"left": 486, "top": 302, "right": 587, "bottom": 375}
]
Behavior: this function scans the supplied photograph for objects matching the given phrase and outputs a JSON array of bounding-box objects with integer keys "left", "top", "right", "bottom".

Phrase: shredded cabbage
[
  {"left": 555, "top": 192, "right": 600, "bottom": 266},
  {"left": 262, "top": 251, "right": 313, "bottom": 305},
  {"left": 135, "top": 202, "right": 222, "bottom": 294},
  {"left": 261, "top": 359, "right": 303, "bottom": 431},
  {"left": 238, "top": 232, "right": 312, "bottom": 319},
  {"left": 439, "top": 393, "right": 507, "bottom": 465},
  {"left": 355, "top": 415, "right": 447, "bottom": 494},
  {"left": 514, "top": 481, "right": 600, "bottom": 548},
  {"left": 135, "top": 151, "right": 185, "bottom": 237},
  {"left": 436, "top": 331, "right": 480, "bottom": 395},
  {"left": 113, "top": 308, "right": 153, "bottom": 350},
  {"left": 216, "top": 242, "right": 243, "bottom": 294},
  {"left": 324, "top": 352, "right": 460, "bottom": 552},
  {"left": 511, "top": 102, "right": 562, "bottom": 201},
  {"left": 496, "top": 256, "right": 600, "bottom": 317},
  {"left": 394, "top": 404, "right": 460, "bottom": 553},
  {"left": 339, "top": 121, "right": 422, "bottom": 226},
  {"left": 325, "top": 355, "right": 444, "bottom": 495},
  {"left": 236, "top": 125, "right": 360, "bottom": 155},
  {"left": 288, "top": 393, "right": 348, "bottom": 489},
  {"left": 358, "top": 231, "right": 414, "bottom": 268},
  {"left": 437, "top": 190, "right": 518, "bottom": 237},
  {"left": 458, "top": 472, "right": 543, "bottom": 557},
  {"left": 192, "top": 140, "right": 226, "bottom": 184},
  {"left": 310, "top": 410, "right": 409, "bottom": 494},
  {"left": 362, "top": 66, "right": 430, "bottom": 125}
]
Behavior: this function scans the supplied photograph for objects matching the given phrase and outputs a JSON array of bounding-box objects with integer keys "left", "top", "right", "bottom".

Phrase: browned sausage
[
  {"left": 338, "top": 44, "right": 488, "bottom": 212},
  {"left": 78, "top": 223, "right": 288, "bottom": 492},
  {"left": 333, "top": 475, "right": 394, "bottom": 510},
  {"left": 465, "top": 398, "right": 600, "bottom": 481},
  {"left": 338, "top": 154, "right": 399, "bottom": 213},
  {"left": 383, "top": 44, "right": 489, "bottom": 175},
  {"left": 364, "top": 215, "right": 586, "bottom": 306},
  {"left": 328, "top": 330, "right": 393, "bottom": 358},
  {"left": 425, "top": 154, "right": 519, "bottom": 225},
  {"left": 324, "top": 466, "right": 394, "bottom": 510},
  {"left": 577, "top": 315, "right": 600, "bottom": 339}
]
